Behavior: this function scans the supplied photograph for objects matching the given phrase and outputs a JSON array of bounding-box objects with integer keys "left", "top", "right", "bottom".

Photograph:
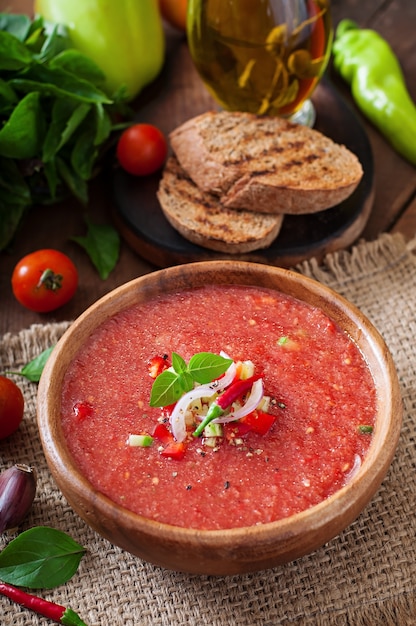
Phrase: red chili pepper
[
  {"left": 193, "top": 375, "right": 261, "bottom": 437},
  {"left": 160, "top": 441, "right": 186, "bottom": 460},
  {"left": 0, "top": 582, "right": 88, "bottom": 625},
  {"left": 216, "top": 375, "right": 261, "bottom": 410},
  {"left": 240, "top": 410, "right": 276, "bottom": 435},
  {"left": 148, "top": 355, "right": 170, "bottom": 379}
]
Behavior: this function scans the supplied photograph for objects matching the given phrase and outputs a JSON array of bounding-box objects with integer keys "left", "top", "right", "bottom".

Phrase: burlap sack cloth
[{"left": 1, "top": 232, "right": 415, "bottom": 626}]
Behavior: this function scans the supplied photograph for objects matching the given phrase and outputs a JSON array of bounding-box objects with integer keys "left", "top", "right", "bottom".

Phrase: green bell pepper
[
  {"left": 332, "top": 19, "right": 416, "bottom": 166},
  {"left": 34, "top": 0, "right": 165, "bottom": 101}
]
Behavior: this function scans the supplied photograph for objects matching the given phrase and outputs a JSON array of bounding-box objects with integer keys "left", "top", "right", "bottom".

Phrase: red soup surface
[{"left": 61, "top": 285, "right": 376, "bottom": 530}]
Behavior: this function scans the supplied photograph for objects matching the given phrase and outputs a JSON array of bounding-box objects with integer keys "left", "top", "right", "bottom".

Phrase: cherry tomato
[
  {"left": 0, "top": 376, "right": 24, "bottom": 440},
  {"left": 116, "top": 124, "right": 168, "bottom": 176},
  {"left": 11, "top": 249, "right": 78, "bottom": 313},
  {"left": 158, "top": 0, "right": 188, "bottom": 31}
]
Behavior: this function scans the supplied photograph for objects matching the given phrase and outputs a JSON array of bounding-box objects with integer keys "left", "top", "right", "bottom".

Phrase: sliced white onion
[
  {"left": 212, "top": 378, "right": 264, "bottom": 424},
  {"left": 170, "top": 358, "right": 237, "bottom": 442}
]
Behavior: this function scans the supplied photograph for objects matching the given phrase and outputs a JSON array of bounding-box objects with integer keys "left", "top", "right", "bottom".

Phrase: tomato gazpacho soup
[{"left": 61, "top": 284, "right": 376, "bottom": 530}]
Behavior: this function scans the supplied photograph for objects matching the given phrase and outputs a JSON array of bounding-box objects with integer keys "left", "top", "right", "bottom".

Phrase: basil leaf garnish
[
  {"left": 0, "top": 527, "right": 86, "bottom": 589},
  {"left": 4, "top": 345, "right": 54, "bottom": 382},
  {"left": 150, "top": 352, "right": 232, "bottom": 407}
]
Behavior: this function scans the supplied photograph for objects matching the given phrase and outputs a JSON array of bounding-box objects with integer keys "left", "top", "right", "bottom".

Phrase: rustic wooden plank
[
  {"left": 1, "top": 0, "right": 415, "bottom": 336},
  {"left": 392, "top": 195, "right": 416, "bottom": 237},
  {"left": 330, "top": 0, "right": 416, "bottom": 239}
]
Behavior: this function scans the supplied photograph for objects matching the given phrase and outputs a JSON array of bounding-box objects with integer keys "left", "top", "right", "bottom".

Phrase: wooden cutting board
[{"left": 112, "top": 32, "right": 374, "bottom": 269}]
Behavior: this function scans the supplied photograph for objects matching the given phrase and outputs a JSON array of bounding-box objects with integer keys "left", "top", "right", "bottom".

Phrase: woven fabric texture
[{"left": 1, "top": 233, "right": 415, "bottom": 625}]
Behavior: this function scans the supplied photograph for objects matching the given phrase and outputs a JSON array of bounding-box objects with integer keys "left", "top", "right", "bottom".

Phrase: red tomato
[
  {"left": 116, "top": 124, "right": 168, "bottom": 176},
  {"left": 158, "top": 0, "right": 187, "bottom": 31},
  {"left": 0, "top": 376, "right": 24, "bottom": 440},
  {"left": 11, "top": 249, "right": 78, "bottom": 313}
]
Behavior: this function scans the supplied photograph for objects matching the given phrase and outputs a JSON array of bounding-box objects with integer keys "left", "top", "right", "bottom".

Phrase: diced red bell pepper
[
  {"left": 148, "top": 355, "right": 170, "bottom": 378},
  {"left": 152, "top": 422, "right": 173, "bottom": 444},
  {"left": 240, "top": 410, "right": 276, "bottom": 435},
  {"left": 153, "top": 423, "right": 187, "bottom": 459},
  {"left": 225, "top": 422, "right": 252, "bottom": 441},
  {"left": 73, "top": 401, "right": 93, "bottom": 421},
  {"left": 160, "top": 441, "right": 186, "bottom": 460}
]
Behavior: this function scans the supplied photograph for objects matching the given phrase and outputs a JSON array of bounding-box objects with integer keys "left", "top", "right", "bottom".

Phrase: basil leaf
[
  {"left": 94, "top": 102, "right": 112, "bottom": 145},
  {"left": 35, "top": 22, "right": 70, "bottom": 63},
  {"left": 0, "top": 526, "right": 86, "bottom": 589},
  {"left": 150, "top": 370, "right": 183, "bottom": 407},
  {"left": 42, "top": 159, "right": 59, "bottom": 200},
  {"left": 0, "top": 77, "right": 18, "bottom": 106},
  {"left": 43, "top": 100, "right": 91, "bottom": 162},
  {"left": 50, "top": 49, "right": 106, "bottom": 87},
  {"left": 0, "top": 30, "right": 33, "bottom": 70},
  {"left": 172, "top": 352, "right": 187, "bottom": 374},
  {"left": 0, "top": 13, "right": 32, "bottom": 41},
  {"left": 11, "top": 63, "right": 112, "bottom": 104},
  {"left": 56, "top": 156, "right": 88, "bottom": 204},
  {"left": 188, "top": 352, "right": 233, "bottom": 384},
  {"left": 177, "top": 371, "right": 195, "bottom": 394},
  {"left": 7, "top": 346, "right": 54, "bottom": 382},
  {"left": 0, "top": 91, "right": 44, "bottom": 159},
  {"left": 71, "top": 126, "right": 98, "bottom": 180},
  {"left": 72, "top": 217, "right": 120, "bottom": 280}
]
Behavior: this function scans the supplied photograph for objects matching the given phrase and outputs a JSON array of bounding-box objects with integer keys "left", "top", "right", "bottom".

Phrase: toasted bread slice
[
  {"left": 157, "top": 156, "right": 283, "bottom": 253},
  {"left": 170, "top": 110, "right": 363, "bottom": 215}
]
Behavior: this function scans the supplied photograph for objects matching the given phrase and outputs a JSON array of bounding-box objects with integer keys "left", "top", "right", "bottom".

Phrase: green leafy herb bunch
[{"left": 0, "top": 13, "right": 127, "bottom": 251}]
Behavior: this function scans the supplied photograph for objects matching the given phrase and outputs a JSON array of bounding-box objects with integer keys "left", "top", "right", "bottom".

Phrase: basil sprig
[
  {"left": 0, "top": 527, "right": 86, "bottom": 589},
  {"left": 150, "top": 352, "right": 233, "bottom": 408}
]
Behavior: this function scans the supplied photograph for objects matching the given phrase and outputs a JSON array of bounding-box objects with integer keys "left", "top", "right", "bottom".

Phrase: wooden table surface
[{"left": 1, "top": 0, "right": 415, "bottom": 337}]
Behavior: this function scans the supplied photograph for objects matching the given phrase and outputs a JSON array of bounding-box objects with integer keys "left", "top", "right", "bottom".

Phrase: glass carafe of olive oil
[{"left": 187, "top": 0, "right": 333, "bottom": 126}]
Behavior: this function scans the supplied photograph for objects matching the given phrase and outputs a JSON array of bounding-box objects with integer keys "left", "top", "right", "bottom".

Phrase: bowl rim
[{"left": 37, "top": 260, "right": 402, "bottom": 557}]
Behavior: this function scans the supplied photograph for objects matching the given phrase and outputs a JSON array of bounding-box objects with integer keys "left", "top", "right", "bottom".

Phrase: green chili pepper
[
  {"left": 332, "top": 19, "right": 416, "bottom": 166},
  {"left": 193, "top": 375, "right": 260, "bottom": 437},
  {"left": 34, "top": 0, "right": 165, "bottom": 101}
]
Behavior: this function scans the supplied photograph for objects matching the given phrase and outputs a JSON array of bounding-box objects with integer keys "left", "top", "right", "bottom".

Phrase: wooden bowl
[{"left": 37, "top": 261, "right": 402, "bottom": 575}]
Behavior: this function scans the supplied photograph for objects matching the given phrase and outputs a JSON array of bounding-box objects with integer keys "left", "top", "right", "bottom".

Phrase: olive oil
[{"left": 187, "top": 0, "right": 332, "bottom": 117}]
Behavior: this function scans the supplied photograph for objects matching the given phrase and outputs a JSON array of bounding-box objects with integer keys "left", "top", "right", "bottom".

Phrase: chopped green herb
[
  {"left": 358, "top": 425, "right": 373, "bottom": 434},
  {"left": 277, "top": 336, "right": 289, "bottom": 345}
]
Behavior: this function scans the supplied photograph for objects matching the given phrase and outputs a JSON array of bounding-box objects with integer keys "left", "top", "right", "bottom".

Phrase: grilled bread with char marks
[
  {"left": 157, "top": 156, "right": 283, "bottom": 253},
  {"left": 169, "top": 110, "right": 363, "bottom": 215}
]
